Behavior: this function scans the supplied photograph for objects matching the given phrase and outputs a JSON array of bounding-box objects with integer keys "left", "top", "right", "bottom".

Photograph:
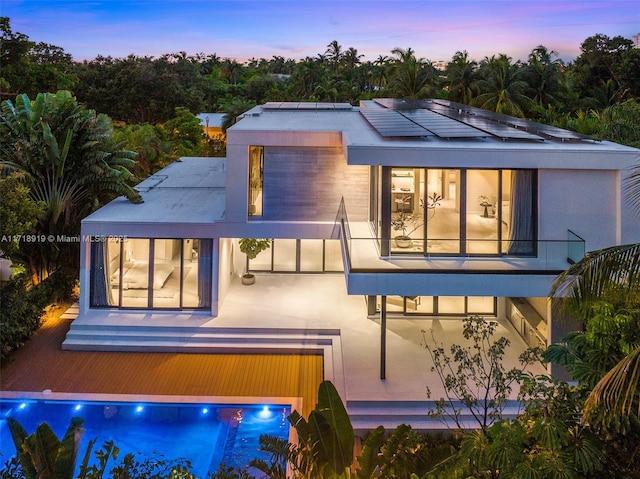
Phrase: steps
[
  {"left": 62, "top": 321, "right": 341, "bottom": 354},
  {"left": 348, "top": 399, "right": 523, "bottom": 432}
]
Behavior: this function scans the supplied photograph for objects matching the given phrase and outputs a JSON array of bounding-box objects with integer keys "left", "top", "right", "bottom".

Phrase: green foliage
[
  {"left": 113, "top": 123, "right": 171, "bottom": 177},
  {"left": 0, "top": 274, "right": 43, "bottom": 363},
  {"left": 209, "top": 463, "right": 253, "bottom": 479},
  {"left": 0, "top": 90, "right": 141, "bottom": 280},
  {"left": 368, "top": 424, "right": 458, "bottom": 479},
  {"left": 238, "top": 238, "right": 271, "bottom": 261},
  {"left": 7, "top": 416, "right": 85, "bottom": 479},
  {"left": 544, "top": 303, "right": 640, "bottom": 389},
  {"left": 159, "top": 107, "right": 205, "bottom": 159},
  {"left": 255, "top": 380, "right": 354, "bottom": 479},
  {"left": 0, "top": 17, "right": 77, "bottom": 97},
  {"left": 571, "top": 33, "right": 636, "bottom": 107},
  {"left": 473, "top": 54, "right": 533, "bottom": 117},
  {"left": 221, "top": 99, "right": 256, "bottom": 131},
  {"left": 0, "top": 174, "right": 44, "bottom": 258},
  {"left": 73, "top": 53, "right": 208, "bottom": 124},
  {"left": 0, "top": 457, "right": 24, "bottom": 479},
  {"left": 423, "top": 315, "right": 542, "bottom": 432},
  {"left": 437, "top": 375, "right": 606, "bottom": 479},
  {"left": 0, "top": 269, "right": 76, "bottom": 364}
]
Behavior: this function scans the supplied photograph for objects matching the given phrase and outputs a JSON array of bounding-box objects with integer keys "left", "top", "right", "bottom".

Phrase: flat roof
[
  {"left": 196, "top": 113, "right": 225, "bottom": 128},
  {"left": 228, "top": 100, "right": 640, "bottom": 170},
  {"left": 83, "top": 157, "right": 226, "bottom": 225}
]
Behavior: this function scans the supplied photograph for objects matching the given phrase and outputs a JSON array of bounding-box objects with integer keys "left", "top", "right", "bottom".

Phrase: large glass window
[
  {"left": 426, "top": 169, "right": 460, "bottom": 254},
  {"left": 466, "top": 170, "right": 499, "bottom": 254},
  {"left": 91, "top": 238, "right": 212, "bottom": 310},
  {"left": 379, "top": 295, "right": 496, "bottom": 316},
  {"left": 248, "top": 146, "right": 264, "bottom": 217},
  {"left": 384, "top": 168, "right": 535, "bottom": 256},
  {"left": 247, "top": 239, "right": 344, "bottom": 273}
]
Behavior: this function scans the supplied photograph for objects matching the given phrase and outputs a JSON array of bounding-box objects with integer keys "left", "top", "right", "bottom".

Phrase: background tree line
[{"left": 2, "top": 17, "right": 639, "bottom": 150}]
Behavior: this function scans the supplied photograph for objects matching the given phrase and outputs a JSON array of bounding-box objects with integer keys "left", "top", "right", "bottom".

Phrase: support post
[{"left": 380, "top": 295, "right": 387, "bottom": 380}]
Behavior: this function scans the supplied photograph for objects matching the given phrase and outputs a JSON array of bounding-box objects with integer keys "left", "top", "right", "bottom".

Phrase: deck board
[{"left": 0, "top": 316, "right": 323, "bottom": 418}]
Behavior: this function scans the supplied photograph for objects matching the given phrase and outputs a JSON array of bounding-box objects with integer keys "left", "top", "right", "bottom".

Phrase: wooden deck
[{"left": 0, "top": 315, "right": 323, "bottom": 418}]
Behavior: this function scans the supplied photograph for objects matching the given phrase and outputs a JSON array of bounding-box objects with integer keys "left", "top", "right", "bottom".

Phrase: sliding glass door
[
  {"left": 90, "top": 237, "right": 212, "bottom": 309},
  {"left": 384, "top": 168, "right": 535, "bottom": 256}
]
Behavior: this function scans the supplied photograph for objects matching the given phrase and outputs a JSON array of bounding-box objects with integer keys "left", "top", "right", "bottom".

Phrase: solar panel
[
  {"left": 360, "top": 108, "right": 432, "bottom": 137},
  {"left": 374, "top": 98, "right": 428, "bottom": 110},
  {"left": 427, "top": 102, "right": 544, "bottom": 140},
  {"left": 431, "top": 100, "right": 592, "bottom": 141},
  {"left": 262, "top": 102, "right": 353, "bottom": 111},
  {"left": 401, "top": 109, "right": 491, "bottom": 139}
]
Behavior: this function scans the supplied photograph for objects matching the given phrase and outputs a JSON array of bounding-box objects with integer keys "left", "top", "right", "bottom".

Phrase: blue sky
[{"left": 3, "top": 0, "right": 639, "bottom": 63}]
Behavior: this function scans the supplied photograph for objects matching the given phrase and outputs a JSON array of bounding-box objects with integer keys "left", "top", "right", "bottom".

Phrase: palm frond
[
  {"left": 550, "top": 243, "right": 640, "bottom": 313},
  {"left": 583, "top": 347, "right": 640, "bottom": 426},
  {"left": 626, "top": 164, "right": 640, "bottom": 217}
]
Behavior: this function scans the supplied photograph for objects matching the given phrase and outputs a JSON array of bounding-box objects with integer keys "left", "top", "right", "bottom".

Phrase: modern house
[{"left": 65, "top": 99, "right": 640, "bottom": 428}]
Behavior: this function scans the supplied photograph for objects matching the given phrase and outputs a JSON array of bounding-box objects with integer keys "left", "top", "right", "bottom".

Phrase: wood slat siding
[
  {"left": 262, "top": 147, "right": 369, "bottom": 222},
  {"left": 0, "top": 317, "right": 323, "bottom": 418}
]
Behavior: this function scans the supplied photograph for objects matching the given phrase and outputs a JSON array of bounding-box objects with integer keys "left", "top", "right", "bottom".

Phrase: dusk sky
[{"left": 3, "top": 0, "right": 639, "bottom": 64}]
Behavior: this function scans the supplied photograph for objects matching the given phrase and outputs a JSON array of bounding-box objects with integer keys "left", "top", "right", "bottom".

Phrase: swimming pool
[{"left": 0, "top": 398, "right": 291, "bottom": 477}]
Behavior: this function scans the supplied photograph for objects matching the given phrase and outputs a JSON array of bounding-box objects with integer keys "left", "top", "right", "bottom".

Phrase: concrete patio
[{"left": 59, "top": 273, "right": 546, "bottom": 431}]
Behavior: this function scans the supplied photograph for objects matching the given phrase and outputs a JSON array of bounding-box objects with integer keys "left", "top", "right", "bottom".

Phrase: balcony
[{"left": 334, "top": 200, "right": 585, "bottom": 296}]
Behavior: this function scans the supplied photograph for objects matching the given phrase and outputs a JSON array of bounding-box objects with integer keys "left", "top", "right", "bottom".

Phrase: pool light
[
  {"left": 135, "top": 406, "right": 144, "bottom": 414},
  {"left": 74, "top": 404, "right": 83, "bottom": 412},
  {"left": 201, "top": 407, "right": 209, "bottom": 415},
  {"left": 258, "top": 406, "right": 272, "bottom": 419}
]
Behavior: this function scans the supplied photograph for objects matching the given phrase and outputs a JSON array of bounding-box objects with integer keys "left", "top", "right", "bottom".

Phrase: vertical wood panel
[{"left": 263, "top": 147, "right": 369, "bottom": 221}]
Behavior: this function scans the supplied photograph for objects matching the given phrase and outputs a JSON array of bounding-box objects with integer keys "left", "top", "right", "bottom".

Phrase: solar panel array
[
  {"left": 359, "top": 108, "right": 433, "bottom": 137},
  {"left": 402, "top": 108, "right": 492, "bottom": 139},
  {"left": 363, "top": 98, "right": 594, "bottom": 142},
  {"left": 263, "top": 102, "right": 353, "bottom": 110}
]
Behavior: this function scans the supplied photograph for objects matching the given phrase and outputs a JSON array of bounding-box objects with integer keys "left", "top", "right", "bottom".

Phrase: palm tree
[
  {"left": 291, "top": 56, "right": 322, "bottom": 99},
  {"left": 372, "top": 55, "right": 390, "bottom": 91},
  {"left": 524, "top": 45, "right": 565, "bottom": 108},
  {"left": 473, "top": 54, "right": 533, "bottom": 117},
  {"left": 388, "top": 47, "right": 436, "bottom": 99},
  {"left": 550, "top": 162, "right": 640, "bottom": 427},
  {"left": 220, "top": 58, "right": 243, "bottom": 85},
  {"left": 325, "top": 40, "right": 343, "bottom": 73},
  {"left": 446, "top": 50, "right": 477, "bottom": 104},
  {"left": 343, "top": 47, "right": 363, "bottom": 70}
]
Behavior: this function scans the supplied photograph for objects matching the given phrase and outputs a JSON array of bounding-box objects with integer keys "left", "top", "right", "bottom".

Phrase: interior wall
[{"left": 216, "top": 238, "right": 236, "bottom": 312}]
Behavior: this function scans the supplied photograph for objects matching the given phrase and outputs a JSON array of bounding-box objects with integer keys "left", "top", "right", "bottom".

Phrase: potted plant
[
  {"left": 238, "top": 238, "right": 271, "bottom": 284},
  {"left": 391, "top": 212, "right": 416, "bottom": 248},
  {"left": 391, "top": 192, "right": 442, "bottom": 248}
]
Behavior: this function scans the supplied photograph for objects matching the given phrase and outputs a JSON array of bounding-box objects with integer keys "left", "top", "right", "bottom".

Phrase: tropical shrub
[
  {"left": 249, "top": 380, "right": 354, "bottom": 479},
  {"left": 0, "top": 90, "right": 141, "bottom": 282},
  {"left": 423, "top": 315, "right": 543, "bottom": 432},
  {"left": 0, "top": 268, "right": 76, "bottom": 364},
  {"left": 355, "top": 424, "right": 458, "bottom": 479}
]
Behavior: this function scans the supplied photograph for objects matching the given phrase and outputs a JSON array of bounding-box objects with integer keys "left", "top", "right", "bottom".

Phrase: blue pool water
[{"left": 0, "top": 399, "right": 290, "bottom": 477}]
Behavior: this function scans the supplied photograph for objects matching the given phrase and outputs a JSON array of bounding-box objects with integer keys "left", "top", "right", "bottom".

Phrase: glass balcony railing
[{"left": 335, "top": 199, "right": 586, "bottom": 272}]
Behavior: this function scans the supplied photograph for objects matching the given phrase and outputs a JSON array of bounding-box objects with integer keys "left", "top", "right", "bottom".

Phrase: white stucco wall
[{"left": 538, "top": 169, "right": 619, "bottom": 251}]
